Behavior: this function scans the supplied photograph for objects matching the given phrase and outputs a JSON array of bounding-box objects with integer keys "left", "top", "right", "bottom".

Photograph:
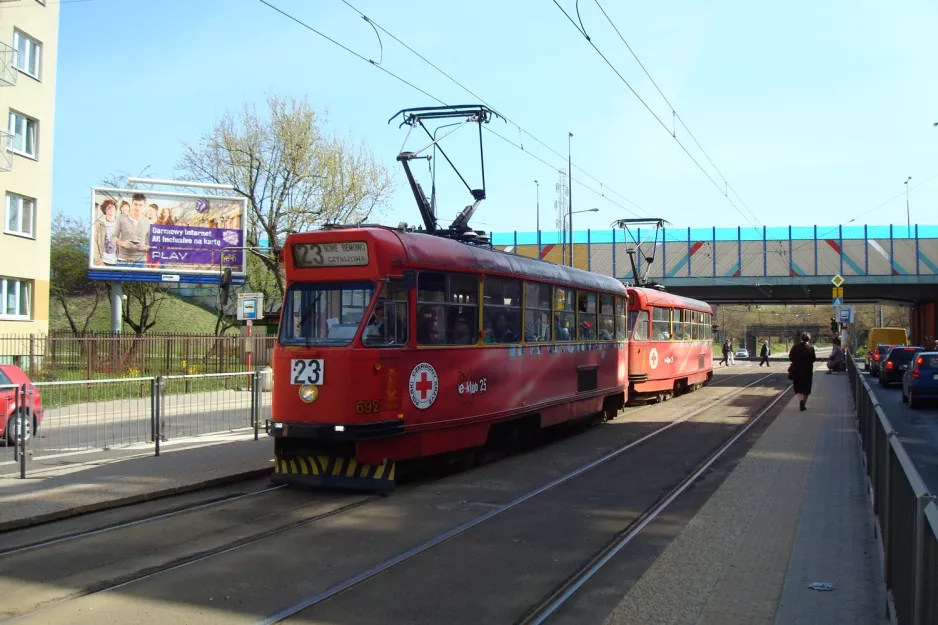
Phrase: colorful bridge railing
[{"left": 491, "top": 225, "right": 938, "bottom": 281}]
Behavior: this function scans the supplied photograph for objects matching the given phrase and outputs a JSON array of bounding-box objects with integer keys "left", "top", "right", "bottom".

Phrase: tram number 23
[
  {"left": 291, "top": 359, "right": 324, "bottom": 385},
  {"left": 356, "top": 400, "right": 380, "bottom": 414}
]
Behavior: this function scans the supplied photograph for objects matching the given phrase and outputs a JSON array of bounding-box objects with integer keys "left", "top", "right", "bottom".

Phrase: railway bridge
[{"left": 493, "top": 223, "right": 938, "bottom": 346}]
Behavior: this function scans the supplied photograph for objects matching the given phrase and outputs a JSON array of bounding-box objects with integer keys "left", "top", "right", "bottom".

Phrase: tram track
[
  {"left": 0, "top": 367, "right": 780, "bottom": 624},
  {"left": 258, "top": 370, "right": 785, "bottom": 624},
  {"left": 517, "top": 382, "right": 790, "bottom": 624},
  {"left": 2, "top": 364, "right": 755, "bottom": 561}
]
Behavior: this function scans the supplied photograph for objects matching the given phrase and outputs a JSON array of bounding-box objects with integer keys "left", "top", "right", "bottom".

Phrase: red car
[{"left": 0, "top": 365, "right": 43, "bottom": 445}]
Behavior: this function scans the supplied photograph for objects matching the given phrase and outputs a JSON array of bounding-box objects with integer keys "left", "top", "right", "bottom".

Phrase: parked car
[
  {"left": 869, "top": 344, "right": 895, "bottom": 377},
  {"left": 735, "top": 348, "right": 749, "bottom": 359},
  {"left": 878, "top": 346, "right": 923, "bottom": 387},
  {"left": 902, "top": 352, "right": 938, "bottom": 408},
  {"left": 0, "top": 365, "right": 43, "bottom": 445}
]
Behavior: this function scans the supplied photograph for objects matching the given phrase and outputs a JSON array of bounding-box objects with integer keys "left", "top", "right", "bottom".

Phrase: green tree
[
  {"left": 49, "top": 215, "right": 102, "bottom": 336},
  {"left": 177, "top": 94, "right": 394, "bottom": 301}
]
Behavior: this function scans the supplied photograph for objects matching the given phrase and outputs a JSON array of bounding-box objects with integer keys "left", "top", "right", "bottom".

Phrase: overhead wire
[
  {"left": 591, "top": 0, "right": 761, "bottom": 227},
  {"left": 258, "top": 0, "right": 645, "bottom": 219},
  {"left": 550, "top": 0, "right": 762, "bottom": 232},
  {"left": 337, "top": 0, "right": 645, "bottom": 216}
]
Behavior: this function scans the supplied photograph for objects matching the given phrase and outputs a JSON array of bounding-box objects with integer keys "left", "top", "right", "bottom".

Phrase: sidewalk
[
  {"left": 605, "top": 368, "right": 888, "bottom": 624},
  {"left": 0, "top": 432, "right": 274, "bottom": 532}
]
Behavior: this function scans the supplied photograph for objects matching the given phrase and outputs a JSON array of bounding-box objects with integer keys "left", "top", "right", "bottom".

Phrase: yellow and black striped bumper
[{"left": 272, "top": 454, "right": 396, "bottom": 491}]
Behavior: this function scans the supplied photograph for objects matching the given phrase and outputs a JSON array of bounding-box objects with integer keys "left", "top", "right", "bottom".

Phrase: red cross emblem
[
  {"left": 415, "top": 371, "right": 433, "bottom": 399},
  {"left": 409, "top": 363, "right": 438, "bottom": 409}
]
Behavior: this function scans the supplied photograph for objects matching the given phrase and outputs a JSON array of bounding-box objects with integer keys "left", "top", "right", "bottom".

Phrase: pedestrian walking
[
  {"left": 721, "top": 340, "right": 729, "bottom": 366},
  {"left": 727, "top": 338, "right": 735, "bottom": 365},
  {"left": 759, "top": 341, "right": 770, "bottom": 367},
  {"left": 789, "top": 332, "right": 817, "bottom": 411}
]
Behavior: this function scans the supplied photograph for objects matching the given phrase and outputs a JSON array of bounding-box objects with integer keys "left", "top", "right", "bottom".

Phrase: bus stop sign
[{"left": 238, "top": 293, "right": 263, "bottom": 321}]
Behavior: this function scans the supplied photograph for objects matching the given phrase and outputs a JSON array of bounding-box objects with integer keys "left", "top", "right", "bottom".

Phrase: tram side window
[
  {"left": 483, "top": 277, "right": 522, "bottom": 344},
  {"left": 362, "top": 280, "right": 408, "bottom": 347},
  {"left": 523, "top": 281, "right": 552, "bottom": 342},
  {"left": 629, "top": 310, "right": 649, "bottom": 340},
  {"left": 675, "top": 309, "right": 687, "bottom": 341},
  {"left": 554, "top": 286, "right": 576, "bottom": 341},
  {"left": 417, "top": 272, "right": 479, "bottom": 345},
  {"left": 615, "top": 297, "right": 627, "bottom": 340},
  {"left": 577, "top": 291, "right": 597, "bottom": 340},
  {"left": 652, "top": 307, "right": 671, "bottom": 340},
  {"left": 689, "top": 311, "right": 698, "bottom": 340},
  {"left": 599, "top": 294, "right": 615, "bottom": 340}
]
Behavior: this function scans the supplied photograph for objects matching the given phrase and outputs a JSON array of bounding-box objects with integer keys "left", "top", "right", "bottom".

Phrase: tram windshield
[{"left": 280, "top": 281, "right": 375, "bottom": 346}]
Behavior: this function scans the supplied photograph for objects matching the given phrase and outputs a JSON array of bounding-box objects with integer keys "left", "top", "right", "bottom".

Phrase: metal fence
[
  {"left": 847, "top": 357, "right": 938, "bottom": 624},
  {"left": 0, "top": 370, "right": 272, "bottom": 474},
  {"left": 0, "top": 331, "right": 276, "bottom": 380}
]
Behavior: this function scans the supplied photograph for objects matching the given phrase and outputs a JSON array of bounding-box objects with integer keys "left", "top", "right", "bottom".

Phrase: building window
[
  {"left": 12, "top": 30, "right": 41, "bottom": 79},
  {"left": 0, "top": 278, "right": 31, "bottom": 320},
  {"left": 8, "top": 111, "right": 38, "bottom": 158},
  {"left": 5, "top": 193, "right": 35, "bottom": 238}
]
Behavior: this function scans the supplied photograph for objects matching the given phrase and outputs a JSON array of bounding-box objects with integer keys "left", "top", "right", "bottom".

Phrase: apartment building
[{"left": 0, "top": 0, "right": 58, "bottom": 336}]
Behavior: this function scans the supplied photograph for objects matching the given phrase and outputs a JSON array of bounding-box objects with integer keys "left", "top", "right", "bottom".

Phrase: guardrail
[
  {"left": 1, "top": 370, "right": 272, "bottom": 475},
  {"left": 847, "top": 357, "right": 938, "bottom": 624}
]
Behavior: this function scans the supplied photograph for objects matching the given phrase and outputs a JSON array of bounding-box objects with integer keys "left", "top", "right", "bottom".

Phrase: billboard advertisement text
[{"left": 89, "top": 187, "right": 247, "bottom": 279}]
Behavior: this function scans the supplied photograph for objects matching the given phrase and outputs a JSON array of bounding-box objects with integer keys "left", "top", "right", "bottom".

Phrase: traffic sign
[
  {"left": 839, "top": 305, "right": 855, "bottom": 323},
  {"left": 831, "top": 274, "right": 845, "bottom": 288},
  {"left": 832, "top": 287, "right": 843, "bottom": 299},
  {"left": 237, "top": 292, "right": 264, "bottom": 321},
  {"left": 832, "top": 297, "right": 843, "bottom": 307}
]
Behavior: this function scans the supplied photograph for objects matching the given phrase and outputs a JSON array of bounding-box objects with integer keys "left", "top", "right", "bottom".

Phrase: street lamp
[
  {"left": 568, "top": 132, "right": 573, "bottom": 267},
  {"left": 567, "top": 207, "right": 599, "bottom": 268},
  {"left": 534, "top": 180, "right": 539, "bottom": 234},
  {"left": 904, "top": 176, "right": 912, "bottom": 237}
]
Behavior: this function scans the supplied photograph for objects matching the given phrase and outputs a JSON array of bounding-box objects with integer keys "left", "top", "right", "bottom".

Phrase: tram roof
[
  {"left": 627, "top": 286, "right": 713, "bottom": 313},
  {"left": 291, "top": 227, "right": 627, "bottom": 294},
  {"left": 395, "top": 230, "right": 626, "bottom": 293}
]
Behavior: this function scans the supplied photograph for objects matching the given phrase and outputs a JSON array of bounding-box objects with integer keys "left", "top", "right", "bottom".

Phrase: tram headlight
[{"left": 299, "top": 384, "right": 318, "bottom": 403}]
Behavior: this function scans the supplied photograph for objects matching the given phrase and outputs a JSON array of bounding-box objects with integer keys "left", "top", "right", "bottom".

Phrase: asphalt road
[
  {"left": 863, "top": 368, "right": 938, "bottom": 494},
  {"left": 0, "top": 367, "right": 789, "bottom": 624}
]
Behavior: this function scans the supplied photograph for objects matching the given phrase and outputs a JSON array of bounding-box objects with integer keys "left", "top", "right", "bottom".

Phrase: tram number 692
[
  {"left": 356, "top": 400, "right": 380, "bottom": 414},
  {"left": 291, "top": 359, "right": 324, "bottom": 385}
]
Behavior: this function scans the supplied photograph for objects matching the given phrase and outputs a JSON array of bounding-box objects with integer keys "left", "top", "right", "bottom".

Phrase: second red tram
[
  {"left": 625, "top": 286, "right": 714, "bottom": 401},
  {"left": 269, "top": 226, "right": 630, "bottom": 490}
]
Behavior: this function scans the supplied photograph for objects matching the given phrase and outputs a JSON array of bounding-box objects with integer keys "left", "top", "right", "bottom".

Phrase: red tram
[
  {"left": 625, "top": 287, "right": 714, "bottom": 402},
  {"left": 269, "top": 226, "right": 630, "bottom": 490}
]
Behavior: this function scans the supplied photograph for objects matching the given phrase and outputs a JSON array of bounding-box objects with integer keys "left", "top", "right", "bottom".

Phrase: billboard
[{"left": 88, "top": 187, "right": 247, "bottom": 283}]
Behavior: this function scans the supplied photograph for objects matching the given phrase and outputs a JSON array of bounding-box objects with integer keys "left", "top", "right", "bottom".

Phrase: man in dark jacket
[{"left": 759, "top": 341, "right": 770, "bottom": 367}]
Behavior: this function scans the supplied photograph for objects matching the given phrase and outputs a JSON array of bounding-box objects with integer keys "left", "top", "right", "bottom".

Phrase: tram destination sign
[{"left": 293, "top": 241, "right": 369, "bottom": 268}]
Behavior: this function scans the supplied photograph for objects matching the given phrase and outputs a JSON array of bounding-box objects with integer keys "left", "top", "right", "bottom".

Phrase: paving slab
[
  {"left": 0, "top": 432, "right": 273, "bottom": 532},
  {"left": 604, "top": 369, "right": 888, "bottom": 625}
]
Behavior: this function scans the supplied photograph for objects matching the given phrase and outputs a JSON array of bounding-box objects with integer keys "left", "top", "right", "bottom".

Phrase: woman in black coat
[{"left": 789, "top": 332, "right": 817, "bottom": 411}]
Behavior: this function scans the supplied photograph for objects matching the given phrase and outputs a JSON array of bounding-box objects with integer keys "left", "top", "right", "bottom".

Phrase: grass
[{"left": 49, "top": 293, "right": 232, "bottom": 335}]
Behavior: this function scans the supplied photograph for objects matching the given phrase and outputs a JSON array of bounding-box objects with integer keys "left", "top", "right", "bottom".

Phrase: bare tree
[
  {"left": 118, "top": 282, "right": 169, "bottom": 337},
  {"left": 50, "top": 215, "right": 102, "bottom": 336},
  {"left": 177, "top": 94, "right": 394, "bottom": 296}
]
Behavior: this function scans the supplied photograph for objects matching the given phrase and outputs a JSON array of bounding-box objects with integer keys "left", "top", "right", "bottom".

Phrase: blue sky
[{"left": 53, "top": 0, "right": 938, "bottom": 236}]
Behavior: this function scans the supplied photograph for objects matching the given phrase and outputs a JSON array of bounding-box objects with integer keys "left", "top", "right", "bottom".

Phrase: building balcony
[
  {"left": 0, "top": 41, "right": 16, "bottom": 87},
  {"left": 0, "top": 131, "right": 12, "bottom": 172}
]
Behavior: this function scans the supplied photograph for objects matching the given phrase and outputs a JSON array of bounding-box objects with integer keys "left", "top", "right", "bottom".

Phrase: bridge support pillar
[{"left": 911, "top": 300, "right": 937, "bottom": 348}]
